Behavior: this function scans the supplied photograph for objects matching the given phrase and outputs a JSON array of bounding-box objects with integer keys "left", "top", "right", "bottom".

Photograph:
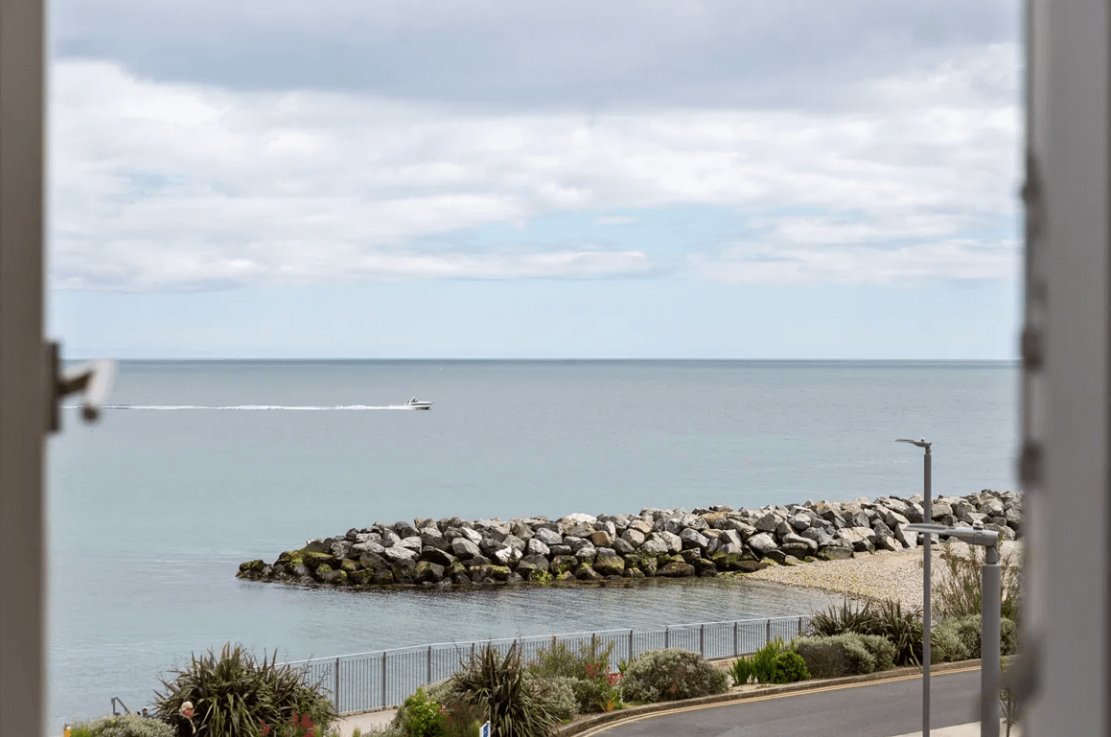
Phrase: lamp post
[
  {"left": 905, "top": 523, "right": 1002, "bottom": 737},
  {"left": 897, "top": 438, "right": 932, "bottom": 737}
]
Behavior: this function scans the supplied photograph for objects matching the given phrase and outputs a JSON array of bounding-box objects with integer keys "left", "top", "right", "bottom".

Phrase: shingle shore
[
  {"left": 746, "top": 539, "right": 1024, "bottom": 609},
  {"left": 236, "top": 490, "right": 1022, "bottom": 589}
]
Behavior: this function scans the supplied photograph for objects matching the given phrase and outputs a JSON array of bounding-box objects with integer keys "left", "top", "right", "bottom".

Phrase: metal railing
[{"left": 285, "top": 614, "right": 811, "bottom": 714}]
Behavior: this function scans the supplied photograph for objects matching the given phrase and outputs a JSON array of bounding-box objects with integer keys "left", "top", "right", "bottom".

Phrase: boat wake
[{"left": 65, "top": 404, "right": 418, "bottom": 411}]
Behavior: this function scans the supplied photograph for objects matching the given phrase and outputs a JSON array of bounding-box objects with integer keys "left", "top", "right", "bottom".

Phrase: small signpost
[{"left": 479, "top": 721, "right": 491, "bottom": 737}]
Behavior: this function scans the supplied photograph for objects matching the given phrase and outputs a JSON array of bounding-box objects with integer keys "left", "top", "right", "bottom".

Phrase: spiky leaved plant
[
  {"left": 154, "top": 643, "right": 336, "bottom": 737},
  {"left": 450, "top": 642, "right": 557, "bottom": 737}
]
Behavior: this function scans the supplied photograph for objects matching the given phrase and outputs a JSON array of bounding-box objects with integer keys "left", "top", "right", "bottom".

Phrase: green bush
[
  {"left": 935, "top": 540, "right": 1023, "bottom": 622},
  {"left": 808, "top": 600, "right": 878, "bottom": 637},
  {"left": 728, "top": 657, "right": 755, "bottom": 687},
  {"left": 449, "top": 643, "right": 557, "bottom": 737},
  {"left": 748, "top": 639, "right": 783, "bottom": 684},
  {"left": 855, "top": 634, "right": 896, "bottom": 673},
  {"left": 772, "top": 651, "right": 810, "bottom": 683},
  {"left": 866, "top": 600, "right": 924, "bottom": 667},
  {"left": 69, "top": 715, "right": 175, "bottom": 737},
  {"left": 537, "top": 676, "right": 579, "bottom": 721},
  {"left": 620, "top": 649, "right": 728, "bottom": 704},
  {"left": 933, "top": 615, "right": 1018, "bottom": 660},
  {"left": 399, "top": 688, "right": 447, "bottom": 737},
  {"left": 791, "top": 634, "right": 876, "bottom": 678},
  {"left": 154, "top": 643, "right": 336, "bottom": 737},
  {"left": 929, "top": 624, "right": 971, "bottom": 663}
]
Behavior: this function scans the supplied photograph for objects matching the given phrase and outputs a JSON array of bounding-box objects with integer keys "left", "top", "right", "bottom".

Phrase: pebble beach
[{"left": 745, "top": 540, "right": 1024, "bottom": 610}]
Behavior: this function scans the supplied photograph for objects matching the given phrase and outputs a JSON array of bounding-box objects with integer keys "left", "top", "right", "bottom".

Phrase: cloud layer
[{"left": 49, "top": 3, "right": 1021, "bottom": 292}]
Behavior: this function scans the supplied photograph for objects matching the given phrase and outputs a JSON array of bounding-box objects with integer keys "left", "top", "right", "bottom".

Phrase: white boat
[{"left": 406, "top": 397, "right": 432, "bottom": 410}]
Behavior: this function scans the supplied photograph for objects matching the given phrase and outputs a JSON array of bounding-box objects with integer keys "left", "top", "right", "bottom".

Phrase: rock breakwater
[{"left": 237, "top": 490, "right": 1022, "bottom": 589}]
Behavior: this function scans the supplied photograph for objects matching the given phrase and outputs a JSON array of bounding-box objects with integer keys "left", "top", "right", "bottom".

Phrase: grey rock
[
  {"left": 656, "top": 531, "right": 683, "bottom": 554},
  {"left": 399, "top": 536, "right": 423, "bottom": 552},
  {"left": 611, "top": 537, "right": 636, "bottom": 555},
  {"left": 679, "top": 528, "right": 710, "bottom": 550},
  {"left": 526, "top": 538, "right": 550, "bottom": 557},
  {"left": 565, "top": 536, "right": 592, "bottom": 553},
  {"left": 621, "top": 529, "right": 646, "bottom": 547},
  {"left": 747, "top": 532, "right": 778, "bottom": 555},
  {"left": 781, "top": 532, "right": 818, "bottom": 553},
  {"left": 789, "top": 514, "right": 812, "bottom": 531},
  {"left": 754, "top": 512, "right": 782, "bottom": 533},
  {"left": 383, "top": 545, "right": 419, "bottom": 563},
  {"left": 534, "top": 528, "right": 563, "bottom": 547},
  {"left": 638, "top": 537, "right": 669, "bottom": 555},
  {"left": 350, "top": 540, "right": 386, "bottom": 557},
  {"left": 451, "top": 537, "right": 482, "bottom": 559},
  {"left": 590, "top": 530, "right": 615, "bottom": 547}
]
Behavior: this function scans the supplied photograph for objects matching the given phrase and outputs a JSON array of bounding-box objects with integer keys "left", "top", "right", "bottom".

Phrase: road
[{"left": 581, "top": 668, "right": 981, "bottom": 737}]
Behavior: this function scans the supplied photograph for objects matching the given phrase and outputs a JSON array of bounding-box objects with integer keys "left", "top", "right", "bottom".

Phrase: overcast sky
[{"left": 48, "top": 1, "right": 1023, "bottom": 359}]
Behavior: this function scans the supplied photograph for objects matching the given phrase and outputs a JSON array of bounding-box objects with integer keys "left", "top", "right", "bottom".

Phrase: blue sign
[{"left": 479, "top": 721, "right": 491, "bottom": 737}]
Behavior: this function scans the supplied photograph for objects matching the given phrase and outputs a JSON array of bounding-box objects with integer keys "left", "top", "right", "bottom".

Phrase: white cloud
[{"left": 49, "top": 43, "right": 1020, "bottom": 291}]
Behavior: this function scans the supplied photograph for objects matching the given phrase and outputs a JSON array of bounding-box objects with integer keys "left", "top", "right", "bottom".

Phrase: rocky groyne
[{"left": 237, "top": 490, "right": 1022, "bottom": 588}]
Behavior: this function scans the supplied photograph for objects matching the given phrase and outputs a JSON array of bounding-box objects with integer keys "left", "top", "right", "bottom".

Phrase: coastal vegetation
[{"left": 152, "top": 643, "right": 336, "bottom": 737}]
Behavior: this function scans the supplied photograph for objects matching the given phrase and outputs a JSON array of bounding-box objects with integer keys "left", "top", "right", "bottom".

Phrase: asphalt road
[{"left": 581, "top": 668, "right": 982, "bottom": 737}]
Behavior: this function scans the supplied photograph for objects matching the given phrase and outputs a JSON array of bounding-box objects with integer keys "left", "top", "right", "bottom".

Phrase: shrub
[
  {"left": 866, "top": 600, "right": 923, "bottom": 667},
  {"left": 537, "top": 676, "right": 579, "bottom": 721},
  {"left": 69, "top": 715, "right": 175, "bottom": 737},
  {"left": 749, "top": 639, "right": 784, "bottom": 684},
  {"left": 154, "top": 643, "right": 336, "bottom": 737},
  {"left": 933, "top": 615, "right": 1018, "bottom": 660},
  {"left": 808, "top": 600, "right": 877, "bottom": 637},
  {"left": 527, "top": 639, "right": 619, "bottom": 714},
  {"left": 449, "top": 642, "right": 557, "bottom": 737},
  {"left": 772, "top": 651, "right": 810, "bottom": 683},
  {"left": 935, "top": 540, "right": 1022, "bottom": 622},
  {"left": 929, "top": 624, "right": 971, "bottom": 663},
  {"left": 728, "top": 657, "right": 755, "bottom": 687},
  {"left": 399, "top": 688, "right": 447, "bottom": 737},
  {"left": 791, "top": 634, "right": 876, "bottom": 678},
  {"left": 620, "top": 649, "right": 728, "bottom": 704}
]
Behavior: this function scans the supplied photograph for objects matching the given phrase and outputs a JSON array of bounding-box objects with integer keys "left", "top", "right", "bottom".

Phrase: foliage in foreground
[
  {"left": 935, "top": 540, "right": 1022, "bottom": 622},
  {"left": 791, "top": 633, "right": 895, "bottom": 679},
  {"left": 450, "top": 643, "right": 558, "bottom": 737},
  {"left": 621, "top": 649, "right": 728, "bottom": 703},
  {"left": 808, "top": 599, "right": 923, "bottom": 667},
  {"left": 932, "top": 615, "right": 1018, "bottom": 660},
  {"left": 154, "top": 643, "right": 336, "bottom": 737},
  {"left": 528, "top": 639, "right": 621, "bottom": 714},
  {"left": 68, "top": 714, "right": 176, "bottom": 737},
  {"left": 729, "top": 639, "right": 809, "bottom": 686}
]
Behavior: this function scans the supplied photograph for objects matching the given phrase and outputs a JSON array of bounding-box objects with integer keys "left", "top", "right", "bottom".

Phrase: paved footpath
[{"left": 574, "top": 668, "right": 1003, "bottom": 737}]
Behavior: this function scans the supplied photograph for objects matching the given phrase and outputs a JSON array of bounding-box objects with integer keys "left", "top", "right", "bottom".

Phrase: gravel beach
[{"left": 744, "top": 540, "right": 1024, "bottom": 610}]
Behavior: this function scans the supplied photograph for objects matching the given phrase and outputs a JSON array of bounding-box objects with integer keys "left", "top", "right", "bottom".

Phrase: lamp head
[{"left": 896, "top": 437, "right": 931, "bottom": 449}]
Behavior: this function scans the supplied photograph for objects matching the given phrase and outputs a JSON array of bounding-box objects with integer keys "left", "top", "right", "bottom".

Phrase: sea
[{"left": 48, "top": 359, "right": 1018, "bottom": 731}]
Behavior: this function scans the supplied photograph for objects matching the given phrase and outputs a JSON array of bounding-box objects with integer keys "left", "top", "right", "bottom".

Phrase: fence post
[
  {"left": 334, "top": 658, "right": 340, "bottom": 712},
  {"left": 664, "top": 626, "right": 669, "bottom": 649},
  {"left": 798, "top": 616, "right": 804, "bottom": 637},
  {"left": 380, "top": 653, "right": 387, "bottom": 708},
  {"left": 628, "top": 629, "right": 634, "bottom": 661},
  {"left": 733, "top": 621, "right": 739, "bottom": 656},
  {"left": 699, "top": 624, "right": 705, "bottom": 657},
  {"left": 766, "top": 618, "right": 771, "bottom": 645},
  {"left": 426, "top": 645, "right": 433, "bottom": 684}
]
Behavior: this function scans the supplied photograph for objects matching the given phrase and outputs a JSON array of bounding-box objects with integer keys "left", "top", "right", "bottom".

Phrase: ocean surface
[{"left": 48, "top": 360, "right": 1019, "bottom": 730}]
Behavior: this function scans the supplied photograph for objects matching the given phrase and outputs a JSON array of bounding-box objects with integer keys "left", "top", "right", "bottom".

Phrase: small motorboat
[{"left": 406, "top": 397, "right": 433, "bottom": 410}]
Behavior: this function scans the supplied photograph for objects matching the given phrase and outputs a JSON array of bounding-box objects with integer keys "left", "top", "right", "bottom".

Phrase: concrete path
[{"left": 335, "top": 708, "right": 397, "bottom": 735}]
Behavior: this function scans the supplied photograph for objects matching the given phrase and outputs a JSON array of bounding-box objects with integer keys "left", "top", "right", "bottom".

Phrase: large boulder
[
  {"left": 415, "top": 561, "right": 445, "bottom": 584},
  {"left": 526, "top": 538, "right": 550, "bottom": 557},
  {"left": 781, "top": 532, "right": 818, "bottom": 554},
  {"left": 621, "top": 528, "right": 646, "bottom": 547},
  {"left": 451, "top": 537, "right": 482, "bottom": 559},
  {"left": 638, "top": 536, "right": 670, "bottom": 555},
  {"left": 657, "top": 560, "right": 697, "bottom": 578},
  {"left": 593, "top": 551, "right": 625, "bottom": 577},
  {"left": 591, "top": 530, "right": 615, "bottom": 547},
  {"left": 747, "top": 532, "right": 778, "bottom": 556},
  {"left": 754, "top": 511, "right": 782, "bottom": 533},
  {"left": 534, "top": 528, "right": 563, "bottom": 547},
  {"left": 680, "top": 528, "right": 710, "bottom": 551},
  {"left": 611, "top": 538, "right": 636, "bottom": 555},
  {"left": 421, "top": 547, "right": 456, "bottom": 567},
  {"left": 550, "top": 555, "right": 578, "bottom": 576}
]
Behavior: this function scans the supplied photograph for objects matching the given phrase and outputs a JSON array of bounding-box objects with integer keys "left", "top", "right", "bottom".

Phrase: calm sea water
[{"left": 48, "top": 360, "right": 1018, "bottom": 730}]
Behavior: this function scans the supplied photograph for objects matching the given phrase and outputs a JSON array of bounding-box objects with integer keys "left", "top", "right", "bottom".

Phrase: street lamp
[
  {"left": 906, "top": 523, "right": 1002, "bottom": 737},
  {"left": 897, "top": 438, "right": 933, "bottom": 737}
]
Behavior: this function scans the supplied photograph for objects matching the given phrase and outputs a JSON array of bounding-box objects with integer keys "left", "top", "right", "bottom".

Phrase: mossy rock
[
  {"left": 715, "top": 553, "right": 760, "bottom": 572},
  {"left": 593, "top": 554, "right": 625, "bottom": 577},
  {"left": 320, "top": 568, "right": 348, "bottom": 585},
  {"left": 276, "top": 550, "right": 303, "bottom": 566},
  {"left": 415, "top": 560, "right": 446, "bottom": 584},
  {"left": 372, "top": 569, "right": 395, "bottom": 585},
  {"left": 301, "top": 551, "right": 338, "bottom": 569},
  {"left": 238, "top": 559, "right": 266, "bottom": 573},
  {"left": 694, "top": 558, "right": 718, "bottom": 576},
  {"left": 657, "top": 560, "right": 697, "bottom": 578},
  {"left": 550, "top": 555, "right": 578, "bottom": 575},
  {"left": 555, "top": 570, "right": 575, "bottom": 581},
  {"left": 312, "top": 564, "right": 333, "bottom": 582},
  {"left": 487, "top": 565, "right": 512, "bottom": 581},
  {"left": 349, "top": 569, "right": 372, "bottom": 586},
  {"left": 575, "top": 564, "right": 604, "bottom": 581},
  {"left": 340, "top": 558, "right": 361, "bottom": 573}
]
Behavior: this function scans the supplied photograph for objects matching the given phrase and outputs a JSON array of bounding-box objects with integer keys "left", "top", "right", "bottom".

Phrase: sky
[{"left": 47, "top": 1, "right": 1024, "bottom": 359}]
